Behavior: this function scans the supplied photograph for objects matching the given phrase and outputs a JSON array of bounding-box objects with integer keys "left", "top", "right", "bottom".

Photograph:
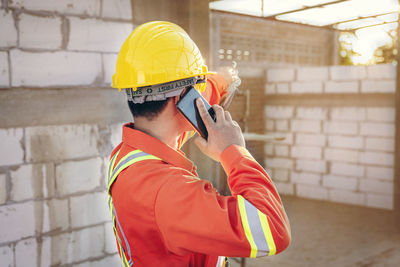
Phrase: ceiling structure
[{"left": 209, "top": 0, "right": 399, "bottom": 31}]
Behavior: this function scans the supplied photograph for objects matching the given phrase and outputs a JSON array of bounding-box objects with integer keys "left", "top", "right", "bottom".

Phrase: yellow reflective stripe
[
  {"left": 258, "top": 210, "right": 276, "bottom": 256},
  {"left": 108, "top": 150, "right": 143, "bottom": 191},
  {"left": 107, "top": 150, "right": 120, "bottom": 185},
  {"left": 237, "top": 195, "right": 258, "bottom": 258}
]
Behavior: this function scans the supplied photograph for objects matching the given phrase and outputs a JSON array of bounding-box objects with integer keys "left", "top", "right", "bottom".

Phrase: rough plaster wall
[
  {"left": 264, "top": 64, "right": 396, "bottom": 210},
  {"left": 0, "top": 0, "right": 133, "bottom": 266}
]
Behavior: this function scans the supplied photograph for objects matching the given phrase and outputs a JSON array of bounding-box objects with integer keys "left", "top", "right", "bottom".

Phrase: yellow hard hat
[{"left": 112, "top": 21, "right": 212, "bottom": 95}]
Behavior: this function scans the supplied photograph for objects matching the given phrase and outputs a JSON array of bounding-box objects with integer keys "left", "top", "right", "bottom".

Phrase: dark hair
[{"left": 127, "top": 99, "right": 170, "bottom": 121}]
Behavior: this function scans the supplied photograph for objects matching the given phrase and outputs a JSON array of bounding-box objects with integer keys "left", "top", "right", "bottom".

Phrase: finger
[
  {"left": 196, "top": 98, "right": 214, "bottom": 128},
  {"left": 212, "top": 104, "right": 225, "bottom": 122},
  {"left": 194, "top": 135, "right": 208, "bottom": 151},
  {"left": 224, "top": 111, "right": 232, "bottom": 122}
]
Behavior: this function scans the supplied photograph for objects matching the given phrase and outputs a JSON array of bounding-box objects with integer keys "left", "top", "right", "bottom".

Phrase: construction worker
[{"left": 107, "top": 21, "right": 291, "bottom": 267}]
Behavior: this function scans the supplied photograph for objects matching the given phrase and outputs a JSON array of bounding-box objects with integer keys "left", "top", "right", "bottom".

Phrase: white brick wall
[
  {"left": 366, "top": 166, "right": 393, "bottom": 181},
  {"left": 328, "top": 135, "right": 363, "bottom": 149},
  {"left": 291, "top": 172, "right": 321, "bottom": 185},
  {"left": 0, "top": 51, "right": 9, "bottom": 87},
  {"left": 110, "top": 123, "right": 123, "bottom": 149},
  {"left": 275, "top": 119, "right": 289, "bottom": 131},
  {"left": 275, "top": 145, "right": 289, "bottom": 157},
  {"left": 292, "top": 119, "right": 321, "bottom": 133},
  {"left": 330, "top": 162, "right": 364, "bottom": 177},
  {"left": 361, "top": 80, "right": 395, "bottom": 93},
  {"left": 0, "top": 174, "right": 6, "bottom": 204},
  {"left": 19, "top": 14, "right": 62, "bottom": 49},
  {"left": 297, "top": 66, "right": 328, "bottom": 81},
  {"left": 365, "top": 137, "right": 394, "bottom": 152},
  {"left": 359, "top": 151, "right": 394, "bottom": 167},
  {"left": 264, "top": 106, "right": 294, "bottom": 119},
  {"left": 322, "top": 175, "right": 357, "bottom": 190},
  {"left": 0, "top": 202, "right": 35, "bottom": 242},
  {"left": 273, "top": 169, "right": 290, "bottom": 182},
  {"left": 325, "top": 148, "right": 358, "bottom": 163},
  {"left": 324, "top": 81, "right": 358, "bottom": 93},
  {"left": 11, "top": 50, "right": 102, "bottom": 87},
  {"left": 360, "top": 122, "right": 395, "bottom": 137},
  {"left": 25, "top": 124, "right": 99, "bottom": 162},
  {"left": 9, "top": 0, "right": 101, "bottom": 16},
  {"left": 41, "top": 199, "right": 69, "bottom": 232},
  {"left": 276, "top": 83, "right": 290, "bottom": 93},
  {"left": 367, "top": 64, "right": 396, "bottom": 79},
  {"left": 296, "top": 159, "right": 326, "bottom": 173},
  {"left": 0, "top": 128, "right": 24, "bottom": 166},
  {"left": 359, "top": 179, "right": 393, "bottom": 194},
  {"left": 274, "top": 182, "right": 294, "bottom": 195},
  {"left": 104, "top": 222, "right": 118, "bottom": 254},
  {"left": 291, "top": 146, "right": 322, "bottom": 160},
  {"left": 296, "top": 184, "right": 328, "bottom": 200},
  {"left": 16, "top": 238, "right": 37, "bottom": 267},
  {"left": 296, "top": 133, "right": 326, "bottom": 146},
  {"left": 330, "top": 65, "right": 366, "bottom": 80},
  {"left": 103, "top": 53, "right": 118, "bottom": 85},
  {"left": 329, "top": 190, "right": 365, "bottom": 206},
  {"left": 68, "top": 18, "right": 132, "bottom": 52},
  {"left": 102, "top": 0, "right": 133, "bottom": 19},
  {"left": 0, "top": 10, "right": 17, "bottom": 47},
  {"left": 265, "top": 157, "right": 293, "bottom": 169},
  {"left": 296, "top": 107, "right": 327, "bottom": 120},
  {"left": 75, "top": 255, "right": 122, "bottom": 267},
  {"left": 267, "top": 68, "right": 295, "bottom": 82},
  {"left": 323, "top": 121, "right": 358, "bottom": 135},
  {"left": 70, "top": 192, "right": 109, "bottom": 228},
  {"left": 56, "top": 158, "right": 102, "bottom": 195},
  {"left": 330, "top": 107, "right": 365, "bottom": 121},
  {"left": 366, "top": 194, "right": 393, "bottom": 210},
  {"left": 366, "top": 107, "right": 395, "bottom": 122},
  {"left": 265, "top": 83, "right": 275, "bottom": 94},
  {"left": 291, "top": 81, "right": 323, "bottom": 93},
  {"left": 0, "top": 245, "right": 13, "bottom": 267}
]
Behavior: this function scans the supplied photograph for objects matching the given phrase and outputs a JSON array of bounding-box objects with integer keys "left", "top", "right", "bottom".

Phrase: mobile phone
[{"left": 176, "top": 86, "right": 216, "bottom": 140}]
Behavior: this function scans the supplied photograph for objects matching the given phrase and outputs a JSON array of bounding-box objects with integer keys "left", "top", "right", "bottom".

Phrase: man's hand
[{"left": 194, "top": 98, "right": 245, "bottom": 162}]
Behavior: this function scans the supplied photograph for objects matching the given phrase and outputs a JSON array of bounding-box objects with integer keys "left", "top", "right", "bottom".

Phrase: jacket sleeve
[
  {"left": 154, "top": 145, "right": 291, "bottom": 258},
  {"left": 177, "top": 74, "right": 228, "bottom": 148}
]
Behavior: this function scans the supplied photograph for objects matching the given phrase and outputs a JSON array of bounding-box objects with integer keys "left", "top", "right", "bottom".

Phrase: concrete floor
[{"left": 229, "top": 196, "right": 400, "bottom": 267}]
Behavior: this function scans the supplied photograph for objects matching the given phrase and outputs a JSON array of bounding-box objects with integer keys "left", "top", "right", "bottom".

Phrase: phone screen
[{"left": 176, "top": 86, "right": 216, "bottom": 139}]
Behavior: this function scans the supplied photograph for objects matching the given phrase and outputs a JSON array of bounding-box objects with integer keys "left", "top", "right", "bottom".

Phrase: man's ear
[{"left": 173, "top": 95, "right": 180, "bottom": 105}]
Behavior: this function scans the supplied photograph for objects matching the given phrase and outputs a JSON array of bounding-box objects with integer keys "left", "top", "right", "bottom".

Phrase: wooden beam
[{"left": 326, "top": 11, "right": 398, "bottom": 27}]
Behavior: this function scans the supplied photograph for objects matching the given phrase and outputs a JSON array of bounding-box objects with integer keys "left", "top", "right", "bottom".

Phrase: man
[{"left": 107, "top": 21, "right": 291, "bottom": 267}]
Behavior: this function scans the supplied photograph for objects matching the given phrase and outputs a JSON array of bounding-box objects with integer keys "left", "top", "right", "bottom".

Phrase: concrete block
[
  {"left": 105, "top": 222, "right": 118, "bottom": 254},
  {"left": 329, "top": 190, "right": 365, "bottom": 206},
  {"left": 366, "top": 107, "right": 395, "bottom": 122},
  {"left": 274, "top": 145, "right": 289, "bottom": 157},
  {"left": 275, "top": 119, "right": 288, "bottom": 131},
  {"left": 272, "top": 169, "right": 290, "bottom": 182},
  {"left": 265, "top": 83, "right": 276, "bottom": 94},
  {"left": 296, "top": 159, "right": 326, "bottom": 173},
  {"left": 330, "top": 107, "right": 366, "bottom": 121},
  {"left": 328, "top": 135, "right": 363, "bottom": 149},
  {"left": 0, "top": 174, "right": 6, "bottom": 205},
  {"left": 367, "top": 64, "right": 396, "bottom": 79},
  {"left": 360, "top": 122, "right": 395, "bottom": 137},
  {"left": 291, "top": 119, "right": 321, "bottom": 133},
  {"left": 102, "top": 0, "right": 132, "bottom": 19},
  {"left": 360, "top": 179, "right": 393, "bottom": 194},
  {"left": 56, "top": 158, "right": 102, "bottom": 195},
  {"left": 0, "top": 52, "right": 9, "bottom": 87},
  {"left": 0, "top": 202, "right": 35, "bottom": 242},
  {"left": 264, "top": 105, "right": 294, "bottom": 119},
  {"left": 16, "top": 238, "right": 37, "bottom": 267},
  {"left": 366, "top": 166, "right": 394, "bottom": 181},
  {"left": 322, "top": 175, "right": 357, "bottom": 190},
  {"left": 265, "top": 119, "right": 275, "bottom": 131},
  {"left": 366, "top": 194, "right": 393, "bottom": 210},
  {"left": 25, "top": 124, "right": 99, "bottom": 162},
  {"left": 68, "top": 17, "right": 132, "bottom": 52},
  {"left": 273, "top": 132, "right": 293, "bottom": 145},
  {"left": 70, "top": 226, "right": 104, "bottom": 262},
  {"left": 324, "top": 81, "right": 358, "bottom": 93},
  {"left": 264, "top": 143, "right": 273, "bottom": 156},
  {"left": 9, "top": 0, "right": 101, "bottom": 16},
  {"left": 265, "top": 157, "right": 293, "bottom": 169},
  {"left": 324, "top": 148, "right": 358, "bottom": 163},
  {"left": 365, "top": 137, "right": 394, "bottom": 152},
  {"left": 296, "top": 107, "right": 327, "bottom": 120},
  {"left": 331, "top": 162, "right": 364, "bottom": 177},
  {"left": 295, "top": 133, "right": 326, "bottom": 146},
  {"left": 103, "top": 53, "right": 118, "bottom": 85},
  {"left": 266, "top": 68, "right": 295, "bottom": 82},
  {"left": 291, "top": 146, "right": 322, "bottom": 160},
  {"left": 291, "top": 172, "right": 321, "bottom": 185},
  {"left": 0, "top": 128, "right": 24, "bottom": 166},
  {"left": 70, "top": 192, "right": 109, "bottom": 228},
  {"left": 75, "top": 255, "right": 122, "bottom": 267},
  {"left": 0, "top": 245, "right": 13, "bottom": 267},
  {"left": 361, "top": 80, "right": 395, "bottom": 93},
  {"left": 19, "top": 14, "right": 62, "bottom": 49},
  {"left": 291, "top": 81, "right": 323, "bottom": 93},
  {"left": 0, "top": 10, "right": 17, "bottom": 47},
  {"left": 276, "top": 83, "right": 290, "bottom": 94},
  {"left": 296, "top": 184, "right": 328, "bottom": 200},
  {"left": 359, "top": 151, "right": 394, "bottom": 167},
  {"left": 110, "top": 123, "right": 123, "bottom": 149},
  {"left": 274, "top": 182, "right": 294, "bottom": 195},
  {"left": 10, "top": 163, "right": 55, "bottom": 201},
  {"left": 330, "top": 65, "right": 367, "bottom": 80},
  {"left": 11, "top": 50, "right": 102, "bottom": 87},
  {"left": 40, "top": 199, "right": 69, "bottom": 232},
  {"left": 297, "top": 66, "right": 328, "bottom": 81},
  {"left": 323, "top": 121, "right": 358, "bottom": 135}
]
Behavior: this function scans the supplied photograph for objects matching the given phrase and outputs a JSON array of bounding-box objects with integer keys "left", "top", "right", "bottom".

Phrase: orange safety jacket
[{"left": 107, "top": 75, "right": 291, "bottom": 267}]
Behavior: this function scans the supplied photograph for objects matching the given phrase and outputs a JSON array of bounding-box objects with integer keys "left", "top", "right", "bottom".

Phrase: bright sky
[{"left": 210, "top": 0, "right": 399, "bottom": 64}]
